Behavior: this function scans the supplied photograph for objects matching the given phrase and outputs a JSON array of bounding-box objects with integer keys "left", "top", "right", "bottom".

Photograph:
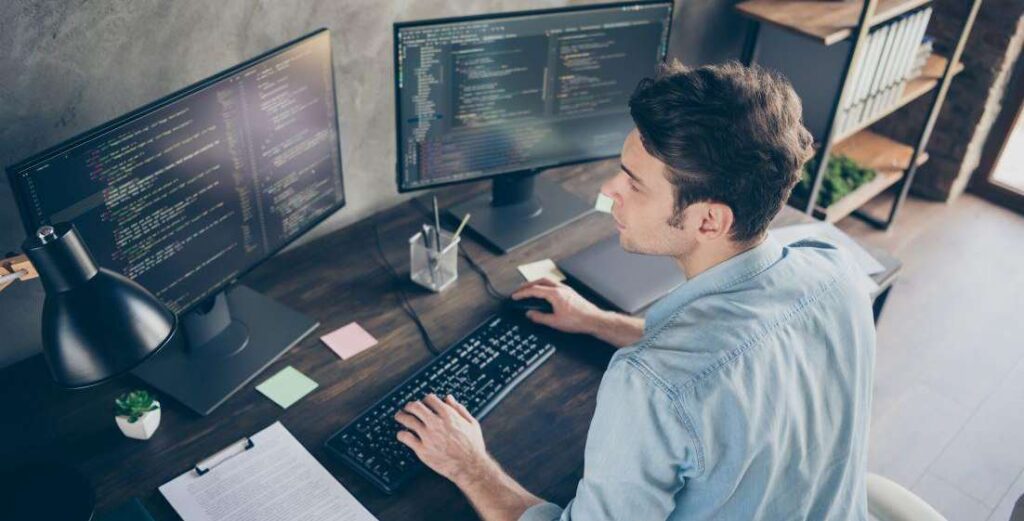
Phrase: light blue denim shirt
[{"left": 520, "top": 235, "right": 876, "bottom": 520}]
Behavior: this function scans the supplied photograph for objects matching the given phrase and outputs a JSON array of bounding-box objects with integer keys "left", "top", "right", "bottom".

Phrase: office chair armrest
[{"left": 867, "top": 473, "right": 948, "bottom": 521}]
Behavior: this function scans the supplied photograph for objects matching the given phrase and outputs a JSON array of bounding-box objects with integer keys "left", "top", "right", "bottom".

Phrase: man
[{"left": 394, "top": 62, "right": 876, "bottom": 520}]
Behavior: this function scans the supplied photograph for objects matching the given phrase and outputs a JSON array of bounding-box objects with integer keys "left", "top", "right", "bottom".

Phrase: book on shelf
[
  {"left": 835, "top": 6, "right": 933, "bottom": 138},
  {"left": 909, "top": 36, "right": 935, "bottom": 79}
]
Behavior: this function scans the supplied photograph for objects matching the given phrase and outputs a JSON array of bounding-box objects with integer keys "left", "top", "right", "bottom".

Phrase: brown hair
[{"left": 629, "top": 61, "right": 814, "bottom": 243}]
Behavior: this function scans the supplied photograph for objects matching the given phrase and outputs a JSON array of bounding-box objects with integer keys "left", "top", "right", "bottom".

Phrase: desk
[{"left": 0, "top": 159, "right": 900, "bottom": 520}]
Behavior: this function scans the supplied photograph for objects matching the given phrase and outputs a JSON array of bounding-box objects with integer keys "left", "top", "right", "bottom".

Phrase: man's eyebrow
[{"left": 621, "top": 164, "right": 644, "bottom": 185}]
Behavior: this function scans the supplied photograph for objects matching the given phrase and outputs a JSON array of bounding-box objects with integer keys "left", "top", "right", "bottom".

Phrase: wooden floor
[{"left": 837, "top": 193, "right": 1024, "bottom": 521}]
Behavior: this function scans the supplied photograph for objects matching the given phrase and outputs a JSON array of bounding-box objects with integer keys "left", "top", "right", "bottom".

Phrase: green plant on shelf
[
  {"left": 114, "top": 390, "right": 159, "bottom": 423},
  {"left": 796, "top": 155, "right": 877, "bottom": 208}
]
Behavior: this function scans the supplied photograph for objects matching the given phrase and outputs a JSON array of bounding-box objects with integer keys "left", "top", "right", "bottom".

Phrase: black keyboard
[{"left": 324, "top": 312, "right": 558, "bottom": 493}]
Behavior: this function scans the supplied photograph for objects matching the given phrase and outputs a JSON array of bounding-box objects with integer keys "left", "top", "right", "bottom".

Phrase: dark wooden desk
[{"left": 0, "top": 159, "right": 900, "bottom": 520}]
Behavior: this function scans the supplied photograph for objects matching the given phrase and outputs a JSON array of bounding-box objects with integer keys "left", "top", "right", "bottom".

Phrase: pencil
[
  {"left": 432, "top": 196, "right": 441, "bottom": 251},
  {"left": 452, "top": 213, "right": 471, "bottom": 243}
]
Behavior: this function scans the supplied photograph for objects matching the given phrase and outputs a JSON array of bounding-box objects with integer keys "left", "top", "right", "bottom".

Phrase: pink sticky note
[{"left": 321, "top": 322, "right": 378, "bottom": 360}]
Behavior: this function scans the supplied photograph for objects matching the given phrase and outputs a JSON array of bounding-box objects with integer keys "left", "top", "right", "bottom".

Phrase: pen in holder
[{"left": 409, "top": 225, "right": 459, "bottom": 292}]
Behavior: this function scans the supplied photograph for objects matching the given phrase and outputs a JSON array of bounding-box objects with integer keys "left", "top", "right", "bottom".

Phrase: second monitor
[
  {"left": 7, "top": 29, "right": 344, "bottom": 415},
  {"left": 395, "top": 1, "right": 673, "bottom": 252}
]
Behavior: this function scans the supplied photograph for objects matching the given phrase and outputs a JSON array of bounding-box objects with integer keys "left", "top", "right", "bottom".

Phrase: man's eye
[{"left": 629, "top": 182, "right": 640, "bottom": 193}]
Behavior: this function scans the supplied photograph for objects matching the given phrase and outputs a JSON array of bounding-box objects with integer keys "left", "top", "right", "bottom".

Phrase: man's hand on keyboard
[{"left": 395, "top": 393, "right": 490, "bottom": 484}]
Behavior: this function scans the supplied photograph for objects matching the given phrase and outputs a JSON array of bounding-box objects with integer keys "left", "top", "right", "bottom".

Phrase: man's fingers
[
  {"left": 396, "top": 430, "right": 422, "bottom": 451},
  {"left": 513, "top": 279, "right": 560, "bottom": 296},
  {"left": 511, "top": 284, "right": 556, "bottom": 301},
  {"left": 531, "top": 277, "right": 560, "bottom": 287},
  {"left": 510, "top": 286, "right": 537, "bottom": 300},
  {"left": 403, "top": 400, "right": 436, "bottom": 424},
  {"left": 394, "top": 410, "right": 424, "bottom": 433},
  {"left": 422, "top": 393, "right": 451, "bottom": 418},
  {"left": 514, "top": 278, "right": 559, "bottom": 294},
  {"left": 445, "top": 395, "right": 475, "bottom": 423},
  {"left": 526, "top": 310, "right": 555, "bottom": 325}
]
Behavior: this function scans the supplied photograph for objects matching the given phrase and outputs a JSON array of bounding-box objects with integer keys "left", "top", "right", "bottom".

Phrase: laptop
[{"left": 559, "top": 234, "right": 686, "bottom": 315}]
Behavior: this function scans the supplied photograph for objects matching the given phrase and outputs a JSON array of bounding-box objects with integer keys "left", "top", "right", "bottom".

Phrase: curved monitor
[
  {"left": 7, "top": 29, "right": 345, "bottom": 314},
  {"left": 394, "top": 1, "right": 673, "bottom": 192}
]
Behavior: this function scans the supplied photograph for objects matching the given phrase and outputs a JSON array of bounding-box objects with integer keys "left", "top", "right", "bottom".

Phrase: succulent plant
[{"left": 114, "top": 390, "right": 159, "bottom": 423}]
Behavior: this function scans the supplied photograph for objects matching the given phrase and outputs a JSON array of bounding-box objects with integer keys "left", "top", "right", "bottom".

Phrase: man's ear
[{"left": 696, "top": 202, "right": 734, "bottom": 242}]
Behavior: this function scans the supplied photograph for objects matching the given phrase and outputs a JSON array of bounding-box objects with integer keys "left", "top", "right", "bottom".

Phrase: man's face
[{"left": 600, "top": 129, "right": 697, "bottom": 257}]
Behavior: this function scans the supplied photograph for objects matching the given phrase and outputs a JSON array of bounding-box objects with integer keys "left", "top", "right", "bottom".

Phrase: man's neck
[{"left": 676, "top": 235, "right": 765, "bottom": 280}]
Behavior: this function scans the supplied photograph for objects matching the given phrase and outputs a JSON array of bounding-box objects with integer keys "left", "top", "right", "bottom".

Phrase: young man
[{"left": 393, "top": 62, "right": 876, "bottom": 520}]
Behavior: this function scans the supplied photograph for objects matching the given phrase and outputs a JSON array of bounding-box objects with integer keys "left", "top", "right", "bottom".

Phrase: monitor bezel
[
  {"left": 392, "top": 0, "right": 674, "bottom": 194},
  {"left": 6, "top": 27, "right": 347, "bottom": 315}
]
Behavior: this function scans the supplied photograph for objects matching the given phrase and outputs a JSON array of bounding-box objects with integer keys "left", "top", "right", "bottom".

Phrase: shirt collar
[{"left": 644, "top": 235, "right": 785, "bottom": 335}]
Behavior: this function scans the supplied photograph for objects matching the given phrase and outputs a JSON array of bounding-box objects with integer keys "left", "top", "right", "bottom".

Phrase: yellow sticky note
[{"left": 517, "top": 259, "right": 566, "bottom": 283}]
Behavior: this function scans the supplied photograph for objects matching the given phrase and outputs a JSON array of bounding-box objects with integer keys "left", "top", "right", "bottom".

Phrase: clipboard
[
  {"left": 193, "top": 436, "right": 254, "bottom": 476},
  {"left": 160, "top": 422, "right": 377, "bottom": 521}
]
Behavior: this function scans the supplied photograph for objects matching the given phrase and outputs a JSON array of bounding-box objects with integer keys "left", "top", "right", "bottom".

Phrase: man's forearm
[
  {"left": 454, "top": 455, "right": 545, "bottom": 521},
  {"left": 585, "top": 309, "right": 645, "bottom": 348}
]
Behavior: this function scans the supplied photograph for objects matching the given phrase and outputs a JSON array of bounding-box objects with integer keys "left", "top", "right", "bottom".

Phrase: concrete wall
[{"left": 0, "top": 0, "right": 749, "bottom": 368}]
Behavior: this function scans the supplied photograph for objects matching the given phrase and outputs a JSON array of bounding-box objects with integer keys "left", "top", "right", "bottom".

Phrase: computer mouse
[{"left": 503, "top": 297, "right": 554, "bottom": 314}]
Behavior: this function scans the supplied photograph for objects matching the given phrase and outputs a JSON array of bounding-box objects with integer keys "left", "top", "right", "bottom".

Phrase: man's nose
[{"left": 600, "top": 175, "right": 625, "bottom": 204}]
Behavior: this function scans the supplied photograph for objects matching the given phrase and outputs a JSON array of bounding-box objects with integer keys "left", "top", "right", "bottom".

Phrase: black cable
[
  {"left": 372, "top": 217, "right": 441, "bottom": 357},
  {"left": 457, "top": 242, "right": 507, "bottom": 300}
]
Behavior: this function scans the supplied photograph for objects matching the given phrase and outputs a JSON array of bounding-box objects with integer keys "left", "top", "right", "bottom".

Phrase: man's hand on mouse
[{"left": 511, "top": 278, "right": 604, "bottom": 335}]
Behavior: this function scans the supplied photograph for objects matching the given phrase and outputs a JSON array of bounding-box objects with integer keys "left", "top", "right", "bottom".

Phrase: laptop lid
[{"left": 559, "top": 234, "right": 685, "bottom": 315}]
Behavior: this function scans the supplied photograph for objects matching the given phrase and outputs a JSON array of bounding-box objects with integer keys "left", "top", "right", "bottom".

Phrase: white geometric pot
[{"left": 115, "top": 400, "right": 161, "bottom": 440}]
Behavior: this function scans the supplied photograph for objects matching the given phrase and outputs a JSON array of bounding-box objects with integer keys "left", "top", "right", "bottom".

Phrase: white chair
[{"left": 867, "top": 473, "right": 947, "bottom": 521}]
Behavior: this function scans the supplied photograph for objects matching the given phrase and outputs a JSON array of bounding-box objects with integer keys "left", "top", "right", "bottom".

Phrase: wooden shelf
[
  {"left": 834, "top": 54, "right": 964, "bottom": 142},
  {"left": 736, "top": 0, "right": 932, "bottom": 45},
  {"left": 804, "top": 129, "right": 927, "bottom": 222},
  {"left": 819, "top": 169, "right": 903, "bottom": 222},
  {"left": 833, "top": 128, "right": 928, "bottom": 170}
]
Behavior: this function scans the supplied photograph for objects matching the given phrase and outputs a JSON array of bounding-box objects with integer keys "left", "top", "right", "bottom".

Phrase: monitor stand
[
  {"left": 448, "top": 171, "right": 594, "bottom": 253},
  {"left": 132, "top": 285, "right": 318, "bottom": 416}
]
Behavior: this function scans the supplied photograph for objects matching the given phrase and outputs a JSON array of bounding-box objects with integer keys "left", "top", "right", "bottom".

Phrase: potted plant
[
  {"left": 114, "top": 390, "right": 161, "bottom": 440},
  {"left": 795, "top": 155, "right": 877, "bottom": 208}
]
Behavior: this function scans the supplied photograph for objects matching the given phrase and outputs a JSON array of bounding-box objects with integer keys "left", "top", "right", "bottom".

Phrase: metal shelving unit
[{"left": 736, "top": 0, "right": 982, "bottom": 229}]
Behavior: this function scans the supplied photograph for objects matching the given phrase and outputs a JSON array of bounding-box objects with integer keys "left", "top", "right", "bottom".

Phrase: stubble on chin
[
  {"left": 620, "top": 228, "right": 692, "bottom": 259},
  {"left": 617, "top": 233, "right": 640, "bottom": 254}
]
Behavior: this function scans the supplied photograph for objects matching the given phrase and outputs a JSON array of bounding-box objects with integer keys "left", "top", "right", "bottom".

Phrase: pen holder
[{"left": 409, "top": 228, "right": 459, "bottom": 292}]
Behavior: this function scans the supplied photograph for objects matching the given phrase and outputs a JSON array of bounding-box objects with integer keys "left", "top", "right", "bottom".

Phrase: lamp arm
[{"left": 0, "top": 253, "right": 38, "bottom": 293}]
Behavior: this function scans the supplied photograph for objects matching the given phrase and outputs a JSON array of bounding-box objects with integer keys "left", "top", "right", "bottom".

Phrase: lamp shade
[{"left": 22, "top": 223, "right": 177, "bottom": 388}]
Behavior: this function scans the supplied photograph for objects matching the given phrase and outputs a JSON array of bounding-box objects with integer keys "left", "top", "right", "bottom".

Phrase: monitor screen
[
  {"left": 7, "top": 29, "right": 345, "bottom": 314},
  {"left": 395, "top": 1, "right": 672, "bottom": 192}
]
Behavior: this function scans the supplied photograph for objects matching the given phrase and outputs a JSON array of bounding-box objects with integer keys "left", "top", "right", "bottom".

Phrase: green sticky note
[
  {"left": 256, "top": 366, "right": 318, "bottom": 409},
  {"left": 595, "top": 193, "right": 614, "bottom": 213}
]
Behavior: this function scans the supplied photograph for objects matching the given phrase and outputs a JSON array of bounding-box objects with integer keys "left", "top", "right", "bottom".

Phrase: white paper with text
[{"left": 160, "top": 422, "right": 376, "bottom": 521}]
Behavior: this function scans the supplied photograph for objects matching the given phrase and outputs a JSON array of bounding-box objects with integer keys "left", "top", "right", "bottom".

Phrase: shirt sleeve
[{"left": 518, "top": 357, "right": 698, "bottom": 521}]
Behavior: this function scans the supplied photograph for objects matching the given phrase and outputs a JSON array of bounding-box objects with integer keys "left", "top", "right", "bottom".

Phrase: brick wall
[{"left": 874, "top": 0, "right": 1024, "bottom": 202}]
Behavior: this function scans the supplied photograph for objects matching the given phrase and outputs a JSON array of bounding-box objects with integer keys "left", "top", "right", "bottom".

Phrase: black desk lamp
[
  {"left": 2, "top": 223, "right": 178, "bottom": 521},
  {"left": 22, "top": 223, "right": 178, "bottom": 387}
]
